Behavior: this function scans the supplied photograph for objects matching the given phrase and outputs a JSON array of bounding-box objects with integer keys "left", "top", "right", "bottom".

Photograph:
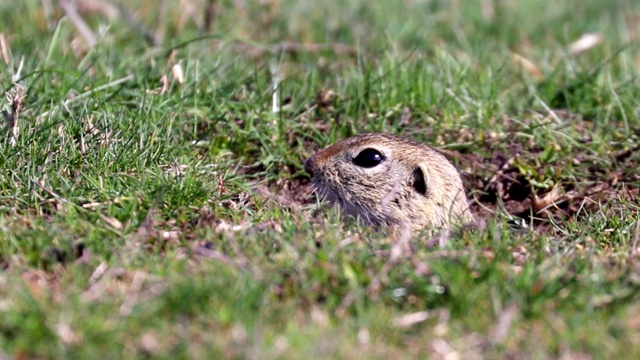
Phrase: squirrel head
[{"left": 305, "top": 133, "right": 472, "bottom": 232}]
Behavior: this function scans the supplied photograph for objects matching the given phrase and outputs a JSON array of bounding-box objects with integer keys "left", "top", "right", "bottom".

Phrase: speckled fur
[{"left": 304, "top": 133, "right": 473, "bottom": 233}]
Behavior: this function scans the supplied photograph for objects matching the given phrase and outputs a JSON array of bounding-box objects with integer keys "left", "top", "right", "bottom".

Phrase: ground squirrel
[{"left": 304, "top": 133, "right": 473, "bottom": 233}]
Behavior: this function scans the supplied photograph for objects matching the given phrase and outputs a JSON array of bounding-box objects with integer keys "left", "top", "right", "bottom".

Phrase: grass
[{"left": 0, "top": 0, "right": 640, "bottom": 358}]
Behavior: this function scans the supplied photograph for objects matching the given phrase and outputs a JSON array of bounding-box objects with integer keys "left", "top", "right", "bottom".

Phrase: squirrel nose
[{"left": 304, "top": 158, "right": 314, "bottom": 177}]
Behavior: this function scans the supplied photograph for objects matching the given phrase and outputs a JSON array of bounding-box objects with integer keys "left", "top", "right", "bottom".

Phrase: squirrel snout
[{"left": 304, "top": 157, "right": 314, "bottom": 177}]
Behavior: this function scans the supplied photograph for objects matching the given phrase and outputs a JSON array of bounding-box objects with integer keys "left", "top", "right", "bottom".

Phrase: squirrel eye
[{"left": 353, "top": 148, "right": 384, "bottom": 168}]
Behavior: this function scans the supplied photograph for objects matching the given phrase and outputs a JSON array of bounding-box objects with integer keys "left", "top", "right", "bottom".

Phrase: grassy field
[{"left": 1, "top": 0, "right": 639, "bottom": 358}]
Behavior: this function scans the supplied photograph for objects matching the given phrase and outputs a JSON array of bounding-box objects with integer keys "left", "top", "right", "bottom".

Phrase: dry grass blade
[
  {"left": 41, "top": 0, "right": 57, "bottom": 30},
  {"left": 33, "top": 178, "right": 72, "bottom": 206},
  {"left": 171, "top": 62, "right": 185, "bottom": 84},
  {"left": 77, "top": 0, "right": 118, "bottom": 19},
  {"left": 0, "top": 33, "right": 10, "bottom": 65},
  {"left": 489, "top": 303, "right": 519, "bottom": 344},
  {"left": 88, "top": 261, "right": 109, "bottom": 285},
  {"left": 569, "top": 33, "right": 602, "bottom": 55},
  {"left": 510, "top": 53, "right": 543, "bottom": 81},
  {"left": 119, "top": 270, "right": 147, "bottom": 317},
  {"left": 56, "top": 320, "right": 82, "bottom": 345},
  {"left": 39, "top": 74, "right": 134, "bottom": 119},
  {"left": 82, "top": 265, "right": 118, "bottom": 302},
  {"left": 100, "top": 214, "right": 124, "bottom": 231},
  {"left": 59, "top": 0, "right": 97, "bottom": 47},
  {"left": 533, "top": 186, "right": 565, "bottom": 213},
  {"left": 271, "top": 63, "right": 283, "bottom": 114},
  {"left": 631, "top": 220, "right": 640, "bottom": 257},
  {"left": 393, "top": 311, "right": 431, "bottom": 328},
  {"left": 2, "top": 85, "right": 26, "bottom": 147},
  {"left": 430, "top": 338, "right": 459, "bottom": 359}
]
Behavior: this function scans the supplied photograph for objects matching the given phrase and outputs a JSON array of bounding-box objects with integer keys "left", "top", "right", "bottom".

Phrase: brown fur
[{"left": 304, "top": 133, "right": 473, "bottom": 233}]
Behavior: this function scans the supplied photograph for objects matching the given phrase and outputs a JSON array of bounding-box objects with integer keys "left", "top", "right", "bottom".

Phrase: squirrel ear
[{"left": 412, "top": 165, "right": 429, "bottom": 196}]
